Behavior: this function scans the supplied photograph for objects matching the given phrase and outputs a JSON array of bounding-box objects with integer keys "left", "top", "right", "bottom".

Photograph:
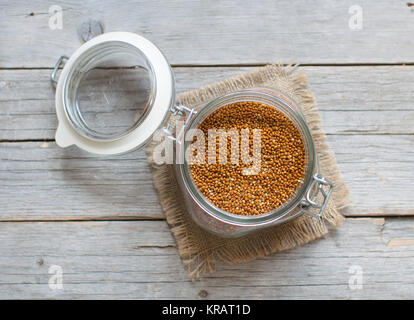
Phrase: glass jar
[
  {"left": 174, "top": 88, "right": 333, "bottom": 237},
  {"left": 51, "top": 32, "right": 333, "bottom": 237},
  {"left": 52, "top": 32, "right": 174, "bottom": 154}
]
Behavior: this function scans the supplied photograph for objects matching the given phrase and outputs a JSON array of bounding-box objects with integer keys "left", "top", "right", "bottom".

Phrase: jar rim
[
  {"left": 54, "top": 32, "right": 175, "bottom": 155},
  {"left": 62, "top": 40, "right": 157, "bottom": 142},
  {"left": 177, "top": 88, "right": 317, "bottom": 226}
]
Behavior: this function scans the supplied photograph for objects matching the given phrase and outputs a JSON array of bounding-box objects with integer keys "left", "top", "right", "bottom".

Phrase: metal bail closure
[
  {"left": 50, "top": 55, "right": 68, "bottom": 87},
  {"left": 300, "top": 173, "right": 334, "bottom": 218},
  {"left": 165, "top": 105, "right": 197, "bottom": 143},
  {"left": 51, "top": 32, "right": 175, "bottom": 155}
]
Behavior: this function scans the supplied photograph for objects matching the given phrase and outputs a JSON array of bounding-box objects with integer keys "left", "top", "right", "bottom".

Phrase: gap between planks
[
  {"left": 2, "top": 62, "right": 414, "bottom": 71},
  {"left": 3, "top": 132, "right": 413, "bottom": 144},
  {"left": 0, "top": 215, "right": 408, "bottom": 223},
  {"left": 0, "top": 216, "right": 166, "bottom": 222}
]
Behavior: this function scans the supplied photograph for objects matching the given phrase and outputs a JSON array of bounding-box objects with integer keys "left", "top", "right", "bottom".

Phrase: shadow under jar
[{"left": 51, "top": 32, "right": 333, "bottom": 238}]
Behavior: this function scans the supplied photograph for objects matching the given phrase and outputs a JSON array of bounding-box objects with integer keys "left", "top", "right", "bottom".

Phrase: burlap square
[{"left": 147, "top": 64, "right": 350, "bottom": 280}]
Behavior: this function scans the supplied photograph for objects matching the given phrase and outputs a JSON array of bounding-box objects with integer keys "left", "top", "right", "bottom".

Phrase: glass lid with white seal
[{"left": 52, "top": 32, "right": 175, "bottom": 155}]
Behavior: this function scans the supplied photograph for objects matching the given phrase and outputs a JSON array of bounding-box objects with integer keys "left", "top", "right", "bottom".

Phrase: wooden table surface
[{"left": 1, "top": 0, "right": 414, "bottom": 299}]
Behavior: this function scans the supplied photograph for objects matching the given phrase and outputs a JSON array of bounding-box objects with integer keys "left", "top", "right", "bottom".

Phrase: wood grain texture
[
  {"left": 0, "top": 218, "right": 413, "bottom": 299},
  {"left": 1, "top": 1, "right": 414, "bottom": 67},
  {"left": 0, "top": 66, "right": 413, "bottom": 219},
  {"left": 0, "top": 134, "right": 413, "bottom": 220},
  {"left": 1, "top": 66, "right": 414, "bottom": 140},
  {"left": 2, "top": 0, "right": 414, "bottom": 301}
]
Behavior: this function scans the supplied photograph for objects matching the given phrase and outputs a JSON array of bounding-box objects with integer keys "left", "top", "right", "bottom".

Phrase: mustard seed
[{"left": 189, "top": 101, "right": 306, "bottom": 216}]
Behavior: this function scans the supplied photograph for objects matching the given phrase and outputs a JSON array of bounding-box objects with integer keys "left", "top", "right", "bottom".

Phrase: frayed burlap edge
[{"left": 146, "top": 64, "right": 350, "bottom": 280}]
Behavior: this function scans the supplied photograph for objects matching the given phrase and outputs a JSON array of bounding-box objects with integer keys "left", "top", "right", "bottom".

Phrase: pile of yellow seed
[{"left": 189, "top": 101, "right": 306, "bottom": 216}]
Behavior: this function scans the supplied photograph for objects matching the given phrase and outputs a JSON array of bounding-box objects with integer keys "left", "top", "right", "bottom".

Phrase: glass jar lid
[{"left": 53, "top": 32, "right": 175, "bottom": 154}]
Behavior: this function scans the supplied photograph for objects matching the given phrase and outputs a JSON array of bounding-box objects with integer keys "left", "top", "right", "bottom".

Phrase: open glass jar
[{"left": 52, "top": 32, "right": 333, "bottom": 237}]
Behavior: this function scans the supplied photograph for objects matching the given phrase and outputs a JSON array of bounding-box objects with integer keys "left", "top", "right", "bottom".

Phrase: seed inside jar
[{"left": 189, "top": 101, "right": 306, "bottom": 216}]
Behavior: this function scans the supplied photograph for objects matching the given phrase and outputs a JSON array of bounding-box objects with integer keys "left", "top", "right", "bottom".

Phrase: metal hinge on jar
[
  {"left": 300, "top": 174, "right": 334, "bottom": 218},
  {"left": 50, "top": 55, "right": 68, "bottom": 87},
  {"left": 164, "top": 105, "right": 197, "bottom": 142}
]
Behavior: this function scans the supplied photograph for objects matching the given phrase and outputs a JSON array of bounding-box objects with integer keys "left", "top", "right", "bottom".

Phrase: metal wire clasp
[
  {"left": 50, "top": 55, "right": 68, "bottom": 87},
  {"left": 300, "top": 174, "right": 334, "bottom": 218},
  {"left": 164, "top": 105, "right": 197, "bottom": 141}
]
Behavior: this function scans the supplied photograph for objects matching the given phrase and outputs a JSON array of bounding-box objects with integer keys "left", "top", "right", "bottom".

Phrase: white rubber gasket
[{"left": 55, "top": 32, "right": 174, "bottom": 155}]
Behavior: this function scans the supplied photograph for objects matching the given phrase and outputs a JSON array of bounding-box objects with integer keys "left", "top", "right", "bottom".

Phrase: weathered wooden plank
[
  {"left": 332, "top": 135, "right": 414, "bottom": 216},
  {"left": 0, "top": 67, "right": 413, "bottom": 219},
  {"left": 1, "top": 1, "right": 414, "bottom": 67},
  {"left": 1, "top": 66, "right": 414, "bottom": 140},
  {"left": 0, "top": 218, "right": 413, "bottom": 299},
  {"left": 0, "top": 133, "right": 413, "bottom": 220},
  {"left": 0, "top": 142, "right": 162, "bottom": 219}
]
